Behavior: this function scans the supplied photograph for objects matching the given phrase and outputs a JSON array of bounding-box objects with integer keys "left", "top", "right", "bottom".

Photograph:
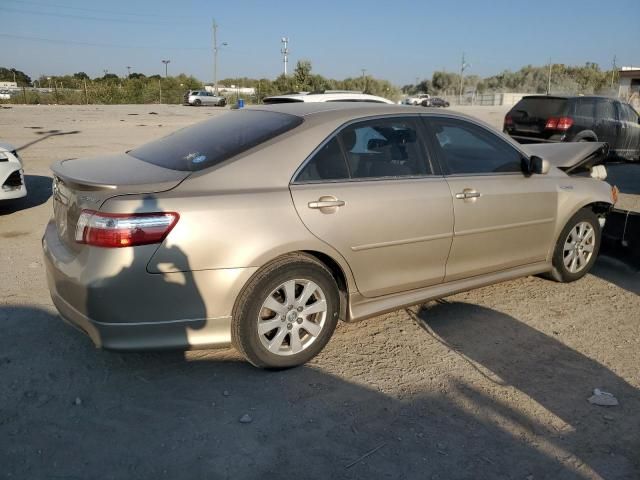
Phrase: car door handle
[
  {"left": 308, "top": 200, "right": 345, "bottom": 209},
  {"left": 455, "top": 190, "right": 481, "bottom": 199}
]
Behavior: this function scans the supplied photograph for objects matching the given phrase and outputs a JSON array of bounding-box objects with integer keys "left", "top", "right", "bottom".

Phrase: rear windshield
[
  {"left": 512, "top": 97, "right": 567, "bottom": 118},
  {"left": 129, "top": 110, "right": 303, "bottom": 171},
  {"left": 262, "top": 97, "right": 305, "bottom": 104}
]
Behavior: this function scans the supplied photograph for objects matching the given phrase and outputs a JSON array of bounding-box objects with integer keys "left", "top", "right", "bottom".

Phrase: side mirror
[{"left": 525, "top": 155, "right": 550, "bottom": 175}]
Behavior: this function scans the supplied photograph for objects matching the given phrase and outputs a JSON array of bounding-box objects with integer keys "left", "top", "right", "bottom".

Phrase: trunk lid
[{"left": 51, "top": 153, "right": 189, "bottom": 251}]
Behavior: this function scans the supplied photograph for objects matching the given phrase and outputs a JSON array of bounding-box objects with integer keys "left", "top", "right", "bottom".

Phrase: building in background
[{"left": 618, "top": 67, "right": 640, "bottom": 109}]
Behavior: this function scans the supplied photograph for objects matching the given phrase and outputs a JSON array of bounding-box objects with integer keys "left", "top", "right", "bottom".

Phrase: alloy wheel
[
  {"left": 562, "top": 221, "right": 595, "bottom": 273},
  {"left": 257, "top": 279, "right": 327, "bottom": 356}
]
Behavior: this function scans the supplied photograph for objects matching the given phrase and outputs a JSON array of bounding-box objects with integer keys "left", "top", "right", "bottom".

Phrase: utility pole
[
  {"left": 611, "top": 55, "right": 617, "bottom": 89},
  {"left": 361, "top": 68, "right": 367, "bottom": 92},
  {"left": 213, "top": 19, "right": 219, "bottom": 94},
  {"left": 11, "top": 69, "right": 16, "bottom": 84},
  {"left": 212, "top": 20, "right": 228, "bottom": 95},
  {"left": 162, "top": 59, "right": 170, "bottom": 78},
  {"left": 126, "top": 66, "right": 132, "bottom": 78},
  {"left": 459, "top": 52, "right": 469, "bottom": 105},
  {"left": 547, "top": 57, "right": 552, "bottom": 95},
  {"left": 281, "top": 37, "right": 289, "bottom": 76}
]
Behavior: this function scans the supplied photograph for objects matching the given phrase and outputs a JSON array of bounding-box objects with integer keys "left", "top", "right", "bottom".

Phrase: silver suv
[{"left": 183, "top": 90, "right": 227, "bottom": 107}]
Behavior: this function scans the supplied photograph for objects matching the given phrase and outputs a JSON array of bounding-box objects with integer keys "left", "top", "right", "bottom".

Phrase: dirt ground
[{"left": 0, "top": 104, "right": 638, "bottom": 480}]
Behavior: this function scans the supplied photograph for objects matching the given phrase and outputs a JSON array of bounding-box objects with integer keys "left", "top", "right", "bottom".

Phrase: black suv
[{"left": 504, "top": 95, "right": 640, "bottom": 161}]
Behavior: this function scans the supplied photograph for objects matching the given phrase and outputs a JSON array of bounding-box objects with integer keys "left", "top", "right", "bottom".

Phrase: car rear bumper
[
  {"left": 50, "top": 288, "right": 232, "bottom": 351},
  {"left": 43, "top": 220, "right": 257, "bottom": 351}
]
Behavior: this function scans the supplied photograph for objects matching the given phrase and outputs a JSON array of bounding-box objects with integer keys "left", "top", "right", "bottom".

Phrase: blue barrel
[{"left": 238, "top": 99, "right": 245, "bottom": 108}]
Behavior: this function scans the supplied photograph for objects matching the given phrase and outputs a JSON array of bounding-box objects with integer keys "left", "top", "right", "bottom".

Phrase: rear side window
[
  {"left": 339, "top": 118, "right": 429, "bottom": 178},
  {"left": 129, "top": 110, "right": 303, "bottom": 171},
  {"left": 512, "top": 97, "right": 567, "bottom": 118},
  {"left": 575, "top": 98, "right": 595, "bottom": 118},
  {"left": 621, "top": 104, "right": 639, "bottom": 123},
  {"left": 428, "top": 118, "right": 523, "bottom": 175},
  {"left": 595, "top": 99, "right": 616, "bottom": 120},
  {"left": 295, "top": 137, "right": 349, "bottom": 182}
]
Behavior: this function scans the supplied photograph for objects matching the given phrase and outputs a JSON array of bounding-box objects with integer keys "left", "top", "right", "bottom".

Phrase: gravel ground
[{"left": 0, "top": 104, "right": 638, "bottom": 480}]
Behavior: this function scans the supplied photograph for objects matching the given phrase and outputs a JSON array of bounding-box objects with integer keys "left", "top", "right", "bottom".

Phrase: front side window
[
  {"left": 428, "top": 118, "right": 523, "bottom": 175},
  {"left": 339, "top": 118, "right": 429, "bottom": 179}
]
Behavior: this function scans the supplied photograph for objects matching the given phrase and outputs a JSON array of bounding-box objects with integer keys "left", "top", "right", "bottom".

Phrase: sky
[{"left": 1, "top": 0, "right": 639, "bottom": 85}]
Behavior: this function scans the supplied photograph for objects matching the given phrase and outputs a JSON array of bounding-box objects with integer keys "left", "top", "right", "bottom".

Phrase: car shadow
[
  {"left": 414, "top": 300, "right": 640, "bottom": 479},
  {"left": 15, "top": 130, "right": 81, "bottom": 152},
  {"left": 0, "top": 174, "right": 52, "bottom": 215},
  {"left": 591, "top": 255, "right": 640, "bottom": 295},
  {"left": 1, "top": 301, "right": 639, "bottom": 478}
]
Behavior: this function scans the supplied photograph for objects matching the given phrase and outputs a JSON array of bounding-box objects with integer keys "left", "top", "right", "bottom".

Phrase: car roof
[
  {"left": 521, "top": 94, "right": 617, "bottom": 101},
  {"left": 262, "top": 92, "right": 394, "bottom": 104},
  {"left": 246, "top": 102, "right": 485, "bottom": 125}
]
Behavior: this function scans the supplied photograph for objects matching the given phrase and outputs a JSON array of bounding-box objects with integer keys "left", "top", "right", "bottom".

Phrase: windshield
[{"left": 129, "top": 110, "right": 303, "bottom": 171}]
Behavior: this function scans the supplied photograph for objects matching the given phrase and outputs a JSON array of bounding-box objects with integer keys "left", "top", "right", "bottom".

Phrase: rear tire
[
  {"left": 231, "top": 253, "right": 340, "bottom": 369},
  {"left": 548, "top": 209, "right": 601, "bottom": 282}
]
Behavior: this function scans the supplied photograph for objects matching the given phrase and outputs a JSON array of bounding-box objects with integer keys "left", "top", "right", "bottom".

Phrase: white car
[
  {"left": 183, "top": 90, "right": 227, "bottom": 107},
  {"left": 0, "top": 142, "right": 27, "bottom": 201},
  {"left": 263, "top": 90, "right": 394, "bottom": 104},
  {"left": 404, "top": 93, "right": 431, "bottom": 105}
]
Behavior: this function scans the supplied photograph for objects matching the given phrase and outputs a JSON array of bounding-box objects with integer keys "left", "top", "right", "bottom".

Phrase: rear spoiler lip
[
  {"left": 51, "top": 163, "right": 118, "bottom": 191},
  {"left": 50, "top": 154, "right": 191, "bottom": 192}
]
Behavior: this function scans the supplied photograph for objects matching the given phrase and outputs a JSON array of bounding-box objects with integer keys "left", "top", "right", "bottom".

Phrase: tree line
[{"left": 0, "top": 61, "right": 620, "bottom": 105}]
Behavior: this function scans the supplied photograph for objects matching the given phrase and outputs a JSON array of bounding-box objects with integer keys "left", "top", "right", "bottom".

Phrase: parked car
[
  {"left": 44, "top": 104, "right": 615, "bottom": 368},
  {"left": 0, "top": 142, "right": 27, "bottom": 201},
  {"left": 504, "top": 95, "right": 640, "bottom": 161},
  {"left": 183, "top": 90, "right": 227, "bottom": 107},
  {"left": 404, "top": 93, "right": 431, "bottom": 105},
  {"left": 422, "top": 97, "right": 450, "bottom": 108},
  {"left": 263, "top": 91, "right": 394, "bottom": 104}
]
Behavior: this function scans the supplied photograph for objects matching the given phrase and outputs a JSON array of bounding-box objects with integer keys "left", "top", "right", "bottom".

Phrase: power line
[
  {"left": 0, "top": 6, "right": 196, "bottom": 26},
  {"left": 3, "top": 0, "right": 192, "bottom": 20},
  {"left": 0, "top": 33, "right": 210, "bottom": 51}
]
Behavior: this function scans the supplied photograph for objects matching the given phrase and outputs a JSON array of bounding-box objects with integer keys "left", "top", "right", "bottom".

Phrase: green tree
[{"left": 0, "top": 67, "right": 32, "bottom": 86}]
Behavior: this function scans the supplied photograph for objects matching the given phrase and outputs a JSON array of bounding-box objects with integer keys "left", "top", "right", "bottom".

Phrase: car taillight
[
  {"left": 504, "top": 114, "right": 513, "bottom": 128},
  {"left": 75, "top": 210, "right": 179, "bottom": 248},
  {"left": 545, "top": 116, "right": 573, "bottom": 131},
  {"left": 556, "top": 117, "right": 573, "bottom": 130}
]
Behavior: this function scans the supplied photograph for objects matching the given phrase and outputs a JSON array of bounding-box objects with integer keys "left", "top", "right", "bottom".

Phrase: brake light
[
  {"left": 545, "top": 116, "right": 573, "bottom": 131},
  {"left": 504, "top": 114, "right": 513, "bottom": 128},
  {"left": 75, "top": 210, "right": 179, "bottom": 248},
  {"left": 556, "top": 117, "right": 573, "bottom": 131}
]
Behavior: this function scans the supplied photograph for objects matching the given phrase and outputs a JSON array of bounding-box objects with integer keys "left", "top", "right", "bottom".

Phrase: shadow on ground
[
  {"left": 1, "top": 303, "right": 638, "bottom": 479},
  {"left": 0, "top": 175, "right": 52, "bottom": 216},
  {"left": 591, "top": 255, "right": 640, "bottom": 295},
  {"left": 415, "top": 300, "right": 639, "bottom": 479}
]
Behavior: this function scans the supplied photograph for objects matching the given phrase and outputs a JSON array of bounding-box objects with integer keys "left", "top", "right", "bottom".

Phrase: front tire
[
  {"left": 549, "top": 209, "right": 601, "bottom": 282},
  {"left": 193, "top": 99, "right": 202, "bottom": 106},
  {"left": 231, "top": 253, "right": 340, "bottom": 369}
]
